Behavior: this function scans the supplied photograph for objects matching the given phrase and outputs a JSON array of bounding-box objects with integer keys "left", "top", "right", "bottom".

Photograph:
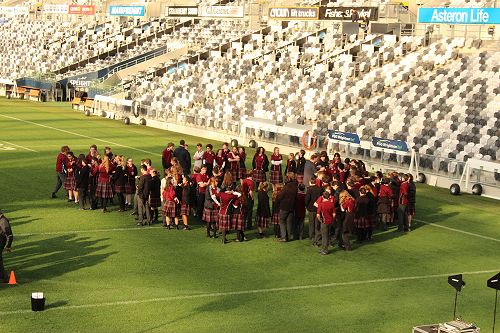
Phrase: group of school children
[{"left": 51, "top": 141, "right": 416, "bottom": 253}]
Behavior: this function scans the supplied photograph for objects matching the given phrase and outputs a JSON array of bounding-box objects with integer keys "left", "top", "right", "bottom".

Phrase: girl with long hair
[
  {"left": 255, "top": 181, "right": 271, "bottom": 238},
  {"left": 162, "top": 177, "right": 179, "bottom": 229},
  {"left": 64, "top": 151, "right": 77, "bottom": 203},
  {"left": 96, "top": 155, "right": 113, "bottom": 212},
  {"left": 339, "top": 190, "right": 356, "bottom": 251},
  {"left": 112, "top": 155, "right": 127, "bottom": 212},
  {"left": 271, "top": 184, "right": 283, "bottom": 238}
]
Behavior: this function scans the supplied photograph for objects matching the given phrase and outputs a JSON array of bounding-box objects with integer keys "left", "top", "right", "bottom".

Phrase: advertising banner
[
  {"left": 371, "top": 137, "right": 408, "bottom": 152},
  {"left": 68, "top": 5, "right": 95, "bottom": 15},
  {"left": 319, "top": 7, "right": 379, "bottom": 21},
  {"left": 0, "top": 6, "right": 29, "bottom": 15},
  {"left": 167, "top": 6, "right": 198, "bottom": 17},
  {"left": 268, "top": 7, "right": 319, "bottom": 20},
  {"left": 42, "top": 4, "right": 69, "bottom": 14},
  {"left": 109, "top": 5, "right": 145, "bottom": 17},
  {"left": 66, "top": 72, "right": 98, "bottom": 88},
  {"left": 328, "top": 130, "right": 361, "bottom": 145},
  {"left": 200, "top": 5, "right": 243, "bottom": 18},
  {"left": 418, "top": 8, "right": 500, "bottom": 25}
]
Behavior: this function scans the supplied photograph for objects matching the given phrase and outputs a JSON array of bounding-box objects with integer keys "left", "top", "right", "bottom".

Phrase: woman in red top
[
  {"left": 231, "top": 185, "right": 247, "bottom": 242},
  {"left": 96, "top": 155, "right": 113, "bottom": 212},
  {"left": 214, "top": 149, "right": 226, "bottom": 172},
  {"left": 52, "top": 145, "right": 70, "bottom": 199},
  {"left": 215, "top": 184, "right": 241, "bottom": 244},
  {"left": 252, "top": 147, "right": 269, "bottom": 184},
  {"left": 269, "top": 147, "right": 283, "bottom": 185},
  {"left": 377, "top": 178, "right": 393, "bottom": 231},
  {"left": 271, "top": 184, "right": 283, "bottom": 238},
  {"left": 202, "top": 144, "right": 215, "bottom": 176},
  {"left": 228, "top": 146, "right": 240, "bottom": 181},
  {"left": 162, "top": 177, "right": 179, "bottom": 229},
  {"left": 202, "top": 177, "right": 220, "bottom": 238},
  {"left": 340, "top": 190, "right": 356, "bottom": 251},
  {"left": 64, "top": 152, "right": 77, "bottom": 203},
  {"left": 284, "top": 153, "right": 296, "bottom": 175},
  {"left": 316, "top": 189, "right": 336, "bottom": 255},
  {"left": 125, "top": 158, "right": 137, "bottom": 207}
]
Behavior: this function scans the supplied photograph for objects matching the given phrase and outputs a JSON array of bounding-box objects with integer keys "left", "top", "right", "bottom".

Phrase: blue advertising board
[
  {"left": 371, "top": 137, "right": 408, "bottom": 152},
  {"left": 328, "top": 130, "right": 361, "bottom": 144},
  {"left": 418, "top": 8, "right": 500, "bottom": 25},
  {"left": 109, "top": 5, "right": 145, "bottom": 17}
]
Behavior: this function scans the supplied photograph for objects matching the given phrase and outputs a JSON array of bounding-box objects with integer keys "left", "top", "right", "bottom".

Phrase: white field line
[
  {"left": 414, "top": 218, "right": 500, "bottom": 243},
  {"left": 0, "top": 140, "right": 38, "bottom": 152},
  {"left": 0, "top": 113, "right": 158, "bottom": 156},
  {"left": 0, "top": 269, "right": 498, "bottom": 316}
]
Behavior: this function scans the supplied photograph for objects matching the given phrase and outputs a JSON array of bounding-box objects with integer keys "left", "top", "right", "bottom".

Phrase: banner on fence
[
  {"left": 109, "top": 5, "right": 145, "bottom": 17},
  {"left": 0, "top": 6, "right": 29, "bottom": 15},
  {"left": 418, "top": 7, "right": 500, "bottom": 25},
  {"left": 68, "top": 5, "right": 95, "bottom": 15},
  {"left": 328, "top": 130, "right": 361, "bottom": 145},
  {"left": 200, "top": 5, "right": 244, "bottom": 18},
  {"left": 42, "top": 4, "right": 69, "bottom": 14},
  {"left": 319, "top": 7, "right": 379, "bottom": 21},
  {"left": 167, "top": 6, "right": 198, "bottom": 17},
  {"left": 268, "top": 7, "right": 319, "bottom": 20},
  {"left": 371, "top": 137, "right": 408, "bottom": 152}
]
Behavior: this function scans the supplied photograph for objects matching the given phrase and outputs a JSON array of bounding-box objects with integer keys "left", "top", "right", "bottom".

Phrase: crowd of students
[{"left": 51, "top": 140, "right": 416, "bottom": 254}]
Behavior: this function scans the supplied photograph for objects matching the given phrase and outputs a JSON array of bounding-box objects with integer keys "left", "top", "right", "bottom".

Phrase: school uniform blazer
[
  {"left": 256, "top": 191, "right": 271, "bottom": 218},
  {"left": 276, "top": 180, "right": 298, "bottom": 212},
  {"left": 252, "top": 154, "right": 269, "bottom": 172},
  {"left": 112, "top": 166, "right": 127, "bottom": 187},
  {"left": 150, "top": 176, "right": 161, "bottom": 200},
  {"left": 75, "top": 165, "right": 90, "bottom": 190},
  {"left": 137, "top": 174, "right": 152, "bottom": 201}
]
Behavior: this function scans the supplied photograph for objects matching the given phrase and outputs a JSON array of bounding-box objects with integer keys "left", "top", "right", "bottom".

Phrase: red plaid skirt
[
  {"left": 96, "top": 181, "right": 113, "bottom": 198},
  {"left": 272, "top": 212, "right": 280, "bottom": 225},
  {"left": 296, "top": 175, "right": 304, "bottom": 184},
  {"left": 180, "top": 203, "right": 190, "bottom": 216},
  {"left": 231, "top": 213, "right": 245, "bottom": 231},
  {"left": 114, "top": 184, "right": 125, "bottom": 193},
  {"left": 269, "top": 170, "right": 283, "bottom": 184},
  {"left": 219, "top": 214, "right": 231, "bottom": 231},
  {"left": 355, "top": 216, "right": 371, "bottom": 229},
  {"left": 230, "top": 168, "right": 239, "bottom": 181},
  {"left": 64, "top": 175, "right": 76, "bottom": 191},
  {"left": 256, "top": 215, "right": 269, "bottom": 228},
  {"left": 239, "top": 168, "right": 247, "bottom": 180},
  {"left": 149, "top": 197, "right": 161, "bottom": 209},
  {"left": 162, "top": 200, "right": 179, "bottom": 218},
  {"left": 253, "top": 169, "right": 266, "bottom": 183},
  {"left": 125, "top": 182, "right": 135, "bottom": 194},
  {"left": 377, "top": 196, "right": 392, "bottom": 214},
  {"left": 203, "top": 207, "right": 219, "bottom": 223},
  {"left": 407, "top": 203, "right": 416, "bottom": 216}
]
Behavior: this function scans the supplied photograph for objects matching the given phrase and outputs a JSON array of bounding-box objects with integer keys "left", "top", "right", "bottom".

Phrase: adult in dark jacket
[
  {"left": 173, "top": 140, "right": 191, "bottom": 176},
  {"left": 112, "top": 157, "right": 128, "bottom": 212},
  {"left": 0, "top": 210, "right": 13, "bottom": 283},
  {"left": 75, "top": 155, "right": 91, "bottom": 210},
  {"left": 276, "top": 172, "right": 298, "bottom": 242},
  {"left": 305, "top": 178, "right": 323, "bottom": 242},
  {"left": 136, "top": 165, "right": 152, "bottom": 226},
  {"left": 303, "top": 154, "right": 318, "bottom": 188}
]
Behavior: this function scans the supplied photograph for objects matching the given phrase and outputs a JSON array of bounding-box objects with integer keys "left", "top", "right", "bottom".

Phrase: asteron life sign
[{"left": 418, "top": 8, "right": 500, "bottom": 25}]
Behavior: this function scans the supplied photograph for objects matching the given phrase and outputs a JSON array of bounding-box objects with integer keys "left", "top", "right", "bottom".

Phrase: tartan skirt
[
  {"left": 272, "top": 211, "right": 280, "bottom": 225},
  {"left": 296, "top": 174, "right": 304, "bottom": 184},
  {"left": 64, "top": 175, "right": 76, "bottom": 191},
  {"left": 269, "top": 170, "right": 283, "bottom": 184},
  {"left": 114, "top": 184, "right": 125, "bottom": 194},
  {"left": 96, "top": 181, "right": 114, "bottom": 198},
  {"left": 231, "top": 212, "right": 245, "bottom": 231},
  {"left": 180, "top": 203, "right": 190, "bottom": 216},
  {"left": 407, "top": 203, "right": 416, "bottom": 216},
  {"left": 354, "top": 216, "right": 371, "bottom": 229},
  {"left": 125, "top": 182, "right": 135, "bottom": 195},
  {"left": 377, "top": 196, "right": 392, "bottom": 214},
  {"left": 253, "top": 169, "right": 266, "bottom": 183},
  {"left": 203, "top": 207, "right": 219, "bottom": 223},
  {"left": 162, "top": 200, "right": 179, "bottom": 218},
  {"left": 230, "top": 168, "right": 240, "bottom": 181},
  {"left": 218, "top": 214, "right": 231, "bottom": 231},
  {"left": 149, "top": 197, "right": 162, "bottom": 209},
  {"left": 238, "top": 168, "right": 247, "bottom": 180},
  {"left": 256, "top": 216, "right": 269, "bottom": 229}
]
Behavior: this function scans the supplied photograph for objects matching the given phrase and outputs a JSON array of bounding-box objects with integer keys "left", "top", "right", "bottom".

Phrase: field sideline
[{"left": 0, "top": 98, "right": 499, "bottom": 333}]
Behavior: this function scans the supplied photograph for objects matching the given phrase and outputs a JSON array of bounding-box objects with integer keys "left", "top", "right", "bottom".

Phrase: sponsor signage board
[
  {"left": 268, "top": 6, "right": 319, "bottom": 20},
  {"left": 42, "top": 4, "right": 69, "bottom": 14},
  {"left": 109, "top": 5, "right": 145, "bottom": 17},
  {"left": 167, "top": 6, "right": 198, "bottom": 17},
  {"left": 371, "top": 137, "right": 408, "bottom": 152},
  {"left": 200, "top": 5, "right": 243, "bottom": 18},
  {"left": 418, "top": 7, "right": 500, "bottom": 25},
  {"left": 328, "top": 130, "right": 361, "bottom": 144},
  {"left": 319, "top": 6, "right": 379, "bottom": 21},
  {"left": 0, "top": 6, "right": 29, "bottom": 15},
  {"left": 68, "top": 5, "right": 95, "bottom": 15}
]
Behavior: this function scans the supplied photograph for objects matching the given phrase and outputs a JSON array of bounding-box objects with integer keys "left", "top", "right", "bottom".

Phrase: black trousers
[
  {"left": 279, "top": 210, "right": 294, "bottom": 241},
  {"left": 308, "top": 211, "right": 317, "bottom": 240},
  {"left": 398, "top": 204, "right": 408, "bottom": 231},
  {"left": 0, "top": 237, "right": 6, "bottom": 282},
  {"left": 53, "top": 172, "right": 67, "bottom": 194},
  {"left": 137, "top": 197, "right": 150, "bottom": 224},
  {"left": 197, "top": 192, "right": 205, "bottom": 218},
  {"left": 245, "top": 197, "right": 254, "bottom": 229},
  {"left": 77, "top": 188, "right": 88, "bottom": 209},
  {"left": 321, "top": 223, "right": 330, "bottom": 252}
]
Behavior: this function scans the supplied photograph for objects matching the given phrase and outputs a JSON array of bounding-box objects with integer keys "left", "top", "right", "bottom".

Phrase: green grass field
[{"left": 0, "top": 98, "right": 499, "bottom": 333}]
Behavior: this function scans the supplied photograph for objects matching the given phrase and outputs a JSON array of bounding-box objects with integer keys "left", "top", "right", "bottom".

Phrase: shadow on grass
[
  {"left": 8, "top": 215, "right": 41, "bottom": 228},
  {"left": 3, "top": 235, "right": 117, "bottom": 284}
]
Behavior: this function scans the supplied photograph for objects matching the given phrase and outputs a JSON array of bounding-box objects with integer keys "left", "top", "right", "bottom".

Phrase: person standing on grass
[
  {"left": 238, "top": 147, "right": 247, "bottom": 180},
  {"left": 241, "top": 171, "right": 254, "bottom": 230},
  {"left": 215, "top": 184, "right": 241, "bottom": 244},
  {"left": 269, "top": 147, "right": 283, "bottom": 185},
  {"left": 125, "top": 158, "right": 137, "bottom": 208},
  {"left": 255, "top": 181, "right": 271, "bottom": 238},
  {"left": 96, "top": 155, "right": 113, "bottom": 213},
  {"left": 398, "top": 174, "right": 411, "bottom": 232},
  {"left": 271, "top": 184, "right": 283, "bottom": 238},
  {"left": 0, "top": 210, "right": 13, "bottom": 283},
  {"left": 193, "top": 143, "right": 204, "bottom": 171},
  {"left": 179, "top": 175, "right": 191, "bottom": 230},
  {"left": 296, "top": 150, "right": 306, "bottom": 184},
  {"left": 112, "top": 155, "right": 128, "bottom": 212},
  {"left": 64, "top": 152, "right": 78, "bottom": 203},
  {"left": 339, "top": 190, "right": 356, "bottom": 251},
  {"left": 377, "top": 178, "right": 393, "bottom": 231},
  {"left": 52, "top": 145, "right": 70, "bottom": 199},
  {"left": 276, "top": 172, "right": 298, "bottom": 242},
  {"left": 173, "top": 140, "right": 191, "bottom": 176},
  {"left": 75, "top": 154, "right": 91, "bottom": 210},
  {"left": 203, "top": 177, "right": 220, "bottom": 238},
  {"left": 305, "top": 178, "right": 322, "bottom": 242},
  {"left": 196, "top": 165, "right": 210, "bottom": 219},
  {"left": 294, "top": 183, "right": 306, "bottom": 240},
  {"left": 136, "top": 164, "right": 152, "bottom": 225},
  {"left": 284, "top": 153, "right": 296, "bottom": 175},
  {"left": 228, "top": 146, "right": 240, "bottom": 181},
  {"left": 354, "top": 187, "right": 371, "bottom": 243},
  {"left": 202, "top": 144, "right": 215, "bottom": 176},
  {"left": 86, "top": 144, "right": 101, "bottom": 164},
  {"left": 162, "top": 142, "right": 175, "bottom": 171},
  {"left": 407, "top": 174, "right": 416, "bottom": 231},
  {"left": 231, "top": 185, "right": 247, "bottom": 242},
  {"left": 303, "top": 154, "right": 318, "bottom": 188},
  {"left": 149, "top": 170, "right": 162, "bottom": 224},
  {"left": 162, "top": 177, "right": 179, "bottom": 229},
  {"left": 89, "top": 157, "right": 100, "bottom": 210},
  {"left": 316, "top": 189, "right": 335, "bottom": 255},
  {"left": 252, "top": 147, "right": 269, "bottom": 186}
]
